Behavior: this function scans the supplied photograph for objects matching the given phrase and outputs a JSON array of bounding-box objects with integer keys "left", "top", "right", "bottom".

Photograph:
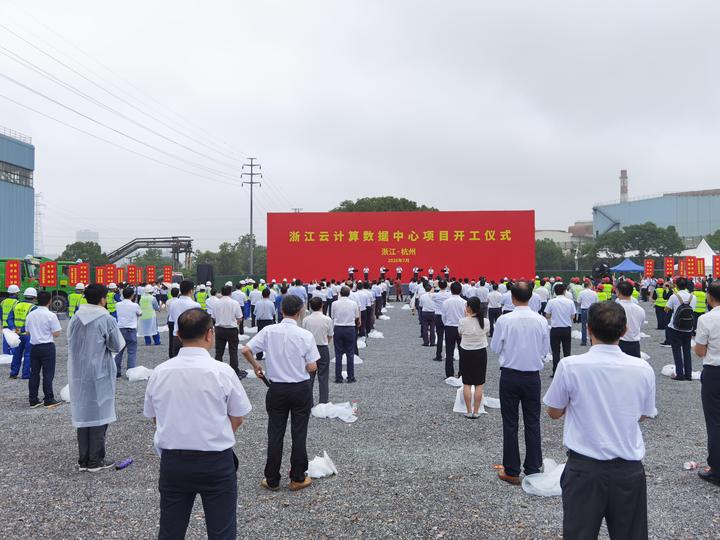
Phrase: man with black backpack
[{"left": 665, "top": 277, "right": 697, "bottom": 381}]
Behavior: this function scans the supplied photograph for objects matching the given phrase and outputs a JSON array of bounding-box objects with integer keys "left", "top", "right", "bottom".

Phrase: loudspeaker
[{"left": 196, "top": 263, "right": 215, "bottom": 286}]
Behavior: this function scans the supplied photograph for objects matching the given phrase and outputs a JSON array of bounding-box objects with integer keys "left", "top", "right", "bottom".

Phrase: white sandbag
[
  {"left": 378, "top": 315, "right": 391, "bottom": 320},
  {"left": 381, "top": 308, "right": 388, "bottom": 314},
  {"left": 311, "top": 402, "right": 357, "bottom": 423},
  {"left": 543, "top": 353, "right": 552, "bottom": 364},
  {"left": 330, "top": 355, "right": 363, "bottom": 365},
  {"left": 386, "top": 305, "right": 395, "bottom": 309},
  {"left": 452, "top": 387, "right": 500, "bottom": 414},
  {"left": 640, "top": 332, "right": 650, "bottom": 338},
  {"left": 571, "top": 330, "right": 582, "bottom": 340},
  {"left": 368, "top": 330, "right": 384, "bottom": 339},
  {"left": 246, "top": 326, "right": 258, "bottom": 334},
  {"left": 356, "top": 339, "right": 367, "bottom": 349},
  {"left": 691, "top": 339, "right": 696, "bottom": 347},
  {"left": 640, "top": 352, "right": 650, "bottom": 361},
  {"left": 307, "top": 451, "right": 338, "bottom": 479},
  {"left": 238, "top": 334, "right": 250, "bottom": 342},
  {"left": 157, "top": 325, "right": 169, "bottom": 333},
  {"left": 522, "top": 459, "right": 565, "bottom": 497},
  {"left": 126, "top": 366, "right": 153, "bottom": 381},
  {"left": 244, "top": 369, "right": 257, "bottom": 378},
  {"left": 660, "top": 364, "right": 700, "bottom": 380},
  {"left": 0, "top": 354, "right": 12, "bottom": 365},
  {"left": 60, "top": 384, "right": 70, "bottom": 402},
  {"left": 445, "top": 376, "right": 463, "bottom": 387},
  {"left": 402, "top": 304, "right": 411, "bottom": 310},
  {"left": 2, "top": 328, "right": 20, "bottom": 348}
]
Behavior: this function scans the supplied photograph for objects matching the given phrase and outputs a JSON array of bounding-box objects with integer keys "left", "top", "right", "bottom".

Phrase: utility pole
[{"left": 241, "top": 158, "right": 262, "bottom": 275}]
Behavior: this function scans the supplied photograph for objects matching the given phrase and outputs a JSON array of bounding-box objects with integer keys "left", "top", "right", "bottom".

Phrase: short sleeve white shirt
[
  {"left": 302, "top": 311, "right": 334, "bottom": 346},
  {"left": 213, "top": 296, "right": 244, "bottom": 328},
  {"left": 442, "top": 295, "right": 467, "bottom": 327},
  {"left": 331, "top": 297, "right": 360, "bottom": 326},
  {"left": 666, "top": 290, "right": 697, "bottom": 331},
  {"left": 545, "top": 296, "right": 577, "bottom": 328},
  {"left": 167, "top": 296, "right": 201, "bottom": 333},
  {"left": 419, "top": 292, "right": 436, "bottom": 313},
  {"left": 25, "top": 306, "right": 61, "bottom": 345},
  {"left": 246, "top": 319, "right": 320, "bottom": 382},
  {"left": 488, "top": 291, "right": 503, "bottom": 309},
  {"left": 695, "top": 306, "right": 720, "bottom": 366},
  {"left": 616, "top": 299, "right": 646, "bottom": 342},
  {"left": 578, "top": 288, "right": 598, "bottom": 309},
  {"left": 115, "top": 299, "right": 142, "bottom": 330}
]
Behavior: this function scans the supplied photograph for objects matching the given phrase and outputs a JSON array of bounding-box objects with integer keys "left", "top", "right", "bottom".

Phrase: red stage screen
[{"left": 267, "top": 211, "right": 535, "bottom": 281}]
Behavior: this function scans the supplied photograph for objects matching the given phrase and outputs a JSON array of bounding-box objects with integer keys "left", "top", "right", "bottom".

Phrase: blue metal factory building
[{"left": 0, "top": 127, "right": 35, "bottom": 258}]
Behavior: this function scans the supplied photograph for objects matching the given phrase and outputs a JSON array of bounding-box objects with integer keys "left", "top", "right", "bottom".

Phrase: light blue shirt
[
  {"left": 490, "top": 306, "right": 549, "bottom": 371},
  {"left": 288, "top": 285, "right": 308, "bottom": 302}
]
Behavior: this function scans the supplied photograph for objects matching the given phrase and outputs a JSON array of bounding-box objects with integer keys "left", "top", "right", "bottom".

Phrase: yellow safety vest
[
  {"left": 597, "top": 292, "right": 608, "bottom": 302},
  {"left": 632, "top": 289, "right": 639, "bottom": 300},
  {"left": 654, "top": 291, "right": 667, "bottom": 308},
  {"left": 12, "top": 301, "right": 34, "bottom": 333},
  {"left": 1, "top": 297, "right": 18, "bottom": 327},
  {"left": 140, "top": 294, "right": 155, "bottom": 320},
  {"left": 68, "top": 293, "right": 83, "bottom": 317},
  {"left": 195, "top": 291, "right": 208, "bottom": 310},
  {"left": 106, "top": 292, "right": 117, "bottom": 313},
  {"left": 603, "top": 284, "right": 613, "bottom": 294},
  {"left": 693, "top": 291, "right": 707, "bottom": 314}
]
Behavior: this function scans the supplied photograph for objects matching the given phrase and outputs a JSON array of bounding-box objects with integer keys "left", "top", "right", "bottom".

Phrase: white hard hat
[
  {"left": 206, "top": 281, "right": 212, "bottom": 286},
  {"left": 240, "top": 280, "right": 246, "bottom": 285},
  {"left": 171, "top": 283, "right": 180, "bottom": 289},
  {"left": 75, "top": 283, "right": 85, "bottom": 290},
  {"left": 283, "top": 278, "right": 288, "bottom": 282},
  {"left": 7, "top": 284, "right": 20, "bottom": 294},
  {"left": 260, "top": 279, "right": 266, "bottom": 284},
  {"left": 271, "top": 279, "right": 276, "bottom": 283},
  {"left": 108, "top": 283, "right": 117, "bottom": 290},
  {"left": 224, "top": 281, "right": 233, "bottom": 287},
  {"left": 24, "top": 287, "right": 37, "bottom": 298},
  {"left": 199, "top": 284, "right": 206, "bottom": 290}
]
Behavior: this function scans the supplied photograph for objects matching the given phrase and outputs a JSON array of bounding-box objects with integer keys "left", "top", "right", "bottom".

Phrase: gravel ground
[{"left": 0, "top": 301, "right": 719, "bottom": 539}]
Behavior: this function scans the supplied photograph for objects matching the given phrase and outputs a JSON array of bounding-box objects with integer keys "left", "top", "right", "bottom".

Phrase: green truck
[{"left": 0, "top": 256, "right": 79, "bottom": 313}]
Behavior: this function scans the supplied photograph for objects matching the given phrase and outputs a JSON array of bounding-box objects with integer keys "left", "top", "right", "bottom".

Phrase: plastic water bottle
[
  {"left": 351, "top": 400, "right": 359, "bottom": 415},
  {"left": 116, "top": 458, "right": 134, "bottom": 470}
]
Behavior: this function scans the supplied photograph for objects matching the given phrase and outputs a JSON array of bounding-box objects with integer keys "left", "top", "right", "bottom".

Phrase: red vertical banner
[
  {"left": 678, "top": 258, "right": 687, "bottom": 278},
  {"left": 686, "top": 256, "right": 697, "bottom": 277},
  {"left": 163, "top": 266, "right": 173, "bottom": 282},
  {"left": 127, "top": 265, "right": 137, "bottom": 283},
  {"left": 146, "top": 266, "right": 156, "bottom": 283},
  {"left": 697, "top": 258, "right": 706, "bottom": 277},
  {"left": 95, "top": 266, "right": 106, "bottom": 285},
  {"left": 643, "top": 259, "right": 655, "bottom": 278},
  {"left": 39, "top": 261, "right": 58, "bottom": 287},
  {"left": 714, "top": 256, "right": 720, "bottom": 279},
  {"left": 137, "top": 267, "right": 144, "bottom": 283},
  {"left": 105, "top": 264, "right": 117, "bottom": 284},
  {"left": 116, "top": 267, "right": 125, "bottom": 283},
  {"left": 68, "top": 265, "right": 79, "bottom": 285},
  {"left": 4, "top": 259, "right": 21, "bottom": 287},
  {"left": 663, "top": 257, "right": 674, "bottom": 277},
  {"left": 77, "top": 263, "right": 90, "bottom": 284}
]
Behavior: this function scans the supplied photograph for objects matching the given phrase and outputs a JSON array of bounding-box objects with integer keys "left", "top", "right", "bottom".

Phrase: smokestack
[{"left": 620, "top": 169, "right": 628, "bottom": 203}]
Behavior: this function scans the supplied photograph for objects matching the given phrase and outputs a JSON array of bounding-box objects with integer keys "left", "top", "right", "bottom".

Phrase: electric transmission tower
[{"left": 241, "top": 158, "right": 262, "bottom": 274}]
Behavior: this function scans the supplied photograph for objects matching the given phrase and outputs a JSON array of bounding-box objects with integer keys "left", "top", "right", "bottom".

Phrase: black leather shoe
[
  {"left": 334, "top": 378, "right": 344, "bottom": 384},
  {"left": 698, "top": 468, "right": 720, "bottom": 486},
  {"left": 346, "top": 377, "right": 357, "bottom": 383}
]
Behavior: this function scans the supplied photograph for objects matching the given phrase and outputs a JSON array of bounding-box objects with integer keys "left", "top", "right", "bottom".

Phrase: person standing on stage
[
  {"left": 544, "top": 301, "right": 656, "bottom": 539},
  {"left": 490, "top": 281, "right": 548, "bottom": 485}
]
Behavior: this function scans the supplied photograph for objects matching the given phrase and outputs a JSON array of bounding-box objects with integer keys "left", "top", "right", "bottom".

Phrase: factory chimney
[{"left": 620, "top": 169, "right": 628, "bottom": 203}]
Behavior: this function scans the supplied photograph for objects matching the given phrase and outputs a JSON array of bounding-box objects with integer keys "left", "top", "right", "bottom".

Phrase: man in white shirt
[
  {"left": 25, "top": 290, "right": 62, "bottom": 408},
  {"left": 500, "top": 290, "right": 515, "bottom": 314},
  {"left": 616, "top": 280, "right": 646, "bottom": 358},
  {"left": 242, "top": 295, "right": 319, "bottom": 492},
  {"left": 363, "top": 266, "right": 370, "bottom": 281},
  {"left": 144, "top": 308, "right": 251, "bottom": 538},
  {"left": 665, "top": 277, "right": 697, "bottom": 380},
  {"left": 577, "top": 281, "right": 598, "bottom": 346},
  {"left": 544, "top": 301, "right": 656, "bottom": 539},
  {"left": 331, "top": 286, "right": 361, "bottom": 383},
  {"left": 213, "top": 285, "right": 245, "bottom": 377},
  {"left": 441, "top": 282, "right": 467, "bottom": 378},
  {"left": 248, "top": 284, "right": 263, "bottom": 327},
  {"left": 418, "top": 283, "right": 436, "bottom": 347},
  {"left": 534, "top": 283, "right": 550, "bottom": 315},
  {"left": 167, "top": 280, "right": 201, "bottom": 358},
  {"left": 694, "top": 281, "right": 720, "bottom": 486},
  {"left": 303, "top": 297, "right": 334, "bottom": 402},
  {"left": 114, "top": 287, "right": 143, "bottom": 378},
  {"left": 490, "top": 282, "right": 549, "bottom": 485},
  {"left": 487, "top": 284, "right": 503, "bottom": 337},
  {"left": 432, "top": 280, "right": 452, "bottom": 362},
  {"left": 545, "top": 283, "right": 577, "bottom": 376}
]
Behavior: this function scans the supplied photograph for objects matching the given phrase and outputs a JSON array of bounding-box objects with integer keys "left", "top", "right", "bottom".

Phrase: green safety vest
[
  {"left": 12, "top": 301, "right": 34, "bottom": 333},
  {"left": 693, "top": 291, "right": 707, "bottom": 314},
  {"left": 68, "top": 293, "right": 84, "bottom": 317},
  {"left": 140, "top": 294, "right": 156, "bottom": 320},
  {"left": 106, "top": 292, "right": 117, "bottom": 313},
  {"left": 597, "top": 292, "right": 608, "bottom": 302},
  {"left": 534, "top": 280, "right": 541, "bottom": 289},
  {"left": 195, "top": 291, "right": 208, "bottom": 310},
  {"left": 1, "top": 297, "right": 18, "bottom": 328},
  {"left": 603, "top": 284, "right": 613, "bottom": 294},
  {"left": 654, "top": 291, "right": 667, "bottom": 308},
  {"left": 632, "top": 289, "right": 639, "bottom": 300}
]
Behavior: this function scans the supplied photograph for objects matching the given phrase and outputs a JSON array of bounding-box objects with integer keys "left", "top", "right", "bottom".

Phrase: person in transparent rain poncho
[
  {"left": 137, "top": 285, "right": 161, "bottom": 346},
  {"left": 67, "top": 284, "right": 125, "bottom": 472}
]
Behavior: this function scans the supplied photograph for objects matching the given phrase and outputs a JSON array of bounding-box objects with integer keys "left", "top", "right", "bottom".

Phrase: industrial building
[
  {"left": 0, "top": 127, "right": 35, "bottom": 258},
  {"left": 593, "top": 170, "right": 720, "bottom": 245}
]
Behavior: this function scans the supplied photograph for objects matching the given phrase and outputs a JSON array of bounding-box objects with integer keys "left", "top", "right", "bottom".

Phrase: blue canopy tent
[{"left": 610, "top": 259, "right": 645, "bottom": 273}]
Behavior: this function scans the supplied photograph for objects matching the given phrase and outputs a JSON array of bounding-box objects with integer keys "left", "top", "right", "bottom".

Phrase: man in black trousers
[
  {"left": 144, "top": 309, "right": 252, "bottom": 539},
  {"left": 544, "top": 302, "right": 656, "bottom": 538},
  {"left": 490, "top": 282, "right": 548, "bottom": 485},
  {"left": 243, "top": 295, "right": 319, "bottom": 491}
]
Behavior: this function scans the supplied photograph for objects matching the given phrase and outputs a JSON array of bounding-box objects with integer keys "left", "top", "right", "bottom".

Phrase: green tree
[
  {"left": 592, "top": 231, "right": 626, "bottom": 259},
  {"left": 58, "top": 241, "right": 109, "bottom": 267},
  {"left": 536, "top": 239, "right": 569, "bottom": 270},
  {"left": 191, "top": 234, "right": 267, "bottom": 277},
  {"left": 706, "top": 229, "right": 720, "bottom": 251},
  {"left": 621, "top": 222, "right": 684, "bottom": 257},
  {"left": 331, "top": 196, "right": 438, "bottom": 212},
  {"left": 132, "top": 248, "right": 173, "bottom": 267}
]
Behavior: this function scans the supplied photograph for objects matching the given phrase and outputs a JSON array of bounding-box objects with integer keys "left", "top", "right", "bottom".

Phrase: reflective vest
[
  {"left": 140, "top": 294, "right": 155, "bottom": 320},
  {"left": 632, "top": 289, "right": 639, "bottom": 300},
  {"left": 654, "top": 291, "right": 668, "bottom": 308},
  {"left": 106, "top": 292, "right": 117, "bottom": 314},
  {"left": 1, "top": 297, "right": 18, "bottom": 328},
  {"left": 597, "top": 291, "right": 608, "bottom": 302},
  {"left": 534, "top": 280, "right": 541, "bottom": 289},
  {"left": 603, "top": 284, "right": 613, "bottom": 295},
  {"left": 12, "top": 301, "right": 34, "bottom": 334},
  {"left": 195, "top": 291, "right": 208, "bottom": 310},
  {"left": 693, "top": 291, "right": 707, "bottom": 314},
  {"left": 68, "top": 293, "right": 85, "bottom": 317}
]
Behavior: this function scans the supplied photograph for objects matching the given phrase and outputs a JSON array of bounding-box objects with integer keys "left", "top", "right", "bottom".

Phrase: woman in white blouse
[{"left": 458, "top": 296, "right": 490, "bottom": 418}]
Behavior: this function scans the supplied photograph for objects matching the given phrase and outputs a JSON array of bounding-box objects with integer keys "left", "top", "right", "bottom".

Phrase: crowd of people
[{"left": 2, "top": 269, "right": 720, "bottom": 538}]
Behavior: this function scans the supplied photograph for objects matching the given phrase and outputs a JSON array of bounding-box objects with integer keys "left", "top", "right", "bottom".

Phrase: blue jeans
[
  {"left": 115, "top": 328, "right": 138, "bottom": 375},
  {"left": 144, "top": 332, "right": 161, "bottom": 345},
  {"left": 580, "top": 308, "right": 589, "bottom": 345},
  {"left": 10, "top": 334, "right": 31, "bottom": 378},
  {"left": 334, "top": 326, "right": 356, "bottom": 380}
]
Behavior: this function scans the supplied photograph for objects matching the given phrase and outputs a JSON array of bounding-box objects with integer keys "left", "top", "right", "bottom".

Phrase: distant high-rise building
[
  {"left": 0, "top": 126, "right": 35, "bottom": 258},
  {"left": 76, "top": 229, "right": 100, "bottom": 243}
]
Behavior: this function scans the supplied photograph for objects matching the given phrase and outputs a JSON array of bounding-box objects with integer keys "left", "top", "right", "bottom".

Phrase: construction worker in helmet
[
  {"left": 8, "top": 287, "right": 38, "bottom": 379},
  {"left": 106, "top": 283, "right": 121, "bottom": 320},
  {"left": 68, "top": 283, "right": 87, "bottom": 318},
  {"left": 1, "top": 284, "right": 20, "bottom": 355}
]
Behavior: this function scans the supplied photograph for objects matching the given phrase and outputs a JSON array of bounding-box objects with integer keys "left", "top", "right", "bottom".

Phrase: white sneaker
[{"left": 88, "top": 461, "right": 115, "bottom": 473}]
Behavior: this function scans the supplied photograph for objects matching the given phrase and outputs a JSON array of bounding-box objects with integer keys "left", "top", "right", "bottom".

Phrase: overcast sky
[{"left": 2, "top": 0, "right": 719, "bottom": 254}]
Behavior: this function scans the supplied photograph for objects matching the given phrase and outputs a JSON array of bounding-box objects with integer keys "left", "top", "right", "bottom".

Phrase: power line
[{"left": 241, "top": 158, "right": 262, "bottom": 274}]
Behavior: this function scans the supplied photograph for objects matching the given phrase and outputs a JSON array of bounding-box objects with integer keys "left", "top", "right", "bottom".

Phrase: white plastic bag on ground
[
  {"left": 307, "top": 451, "right": 337, "bottom": 478},
  {"left": 0, "top": 354, "right": 12, "bottom": 365},
  {"left": 445, "top": 376, "right": 463, "bottom": 387},
  {"left": 157, "top": 325, "right": 169, "bottom": 333},
  {"left": 60, "top": 384, "right": 70, "bottom": 402},
  {"left": 571, "top": 330, "right": 582, "bottom": 340},
  {"left": 386, "top": 305, "right": 395, "bottom": 309},
  {"left": 378, "top": 315, "right": 391, "bottom": 320},
  {"left": 453, "top": 349, "right": 459, "bottom": 361},
  {"left": 402, "top": 304, "right": 411, "bottom": 310},
  {"left": 356, "top": 339, "right": 367, "bottom": 349},
  {"left": 543, "top": 353, "right": 552, "bottom": 363},
  {"left": 660, "top": 364, "right": 700, "bottom": 380},
  {"left": 641, "top": 352, "right": 651, "bottom": 361},
  {"left": 2, "top": 328, "right": 20, "bottom": 348},
  {"left": 640, "top": 332, "right": 650, "bottom": 338},
  {"left": 126, "top": 366, "right": 153, "bottom": 381},
  {"left": 368, "top": 330, "right": 384, "bottom": 339},
  {"left": 244, "top": 369, "right": 257, "bottom": 378},
  {"left": 381, "top": 308, "right": 388, "bottom": 314},
  {"left": 330, "top": 355, "right": 363, "bottom": 365},
  {"left": 238, "top": 334, "right": 250, "bottom": 342},
  {"left": 246, "top": 326, "right": 258, "bottom": 334},
  {"left": 311, "top": 402, "right": 357, "bottom": 423},
  {"left": 452, "top": 387, "right": 500, "bottom": 414},
  {"left": 522, "top": 459, "right": 565, "bottom": 497}
]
